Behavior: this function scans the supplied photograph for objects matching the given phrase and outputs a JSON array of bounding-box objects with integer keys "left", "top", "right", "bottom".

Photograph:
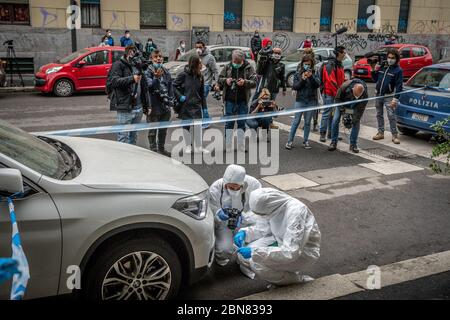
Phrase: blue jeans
[
  {"left": 246, "top": 116, "right": 272, "bottom": 130},
  {"left": 375, "top": 96, "right": 398, "bottom": 135},
  {"left": 117, "top": 107, "right": 143, "bottom": 145},
  {"left": 288, "top": 101, "right": 314, "bottom": 143},
  {"left": 202, "top": 84, "right": 211, "bottom": 121},
  {"left": 320, "top": 95, "right": 335, "bottom": 134},
  {"left": 331, "top": 107, "right": 360, "bottom": 145},
  {"left": 224, "top": 100, "right": 249, "bottom": 145}
]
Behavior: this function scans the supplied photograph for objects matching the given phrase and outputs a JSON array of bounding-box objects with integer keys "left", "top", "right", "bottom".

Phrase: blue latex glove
[
  {"left": 237, "top": 247, "right": 252, "bottom": 259},
  {"left": 236, "top": 215, "right": 243, "bottom": 229},
  {"left": 217, "top": 209, "right": 229, "bottom": 221},
  {"left": 0, "top": 258, "right": 20, "bottom": 285},
  {"left": 180, "top": 95, "right": 186, "bottom": 103},
  {"left": 233, "top": 230, "right": 246, "bottom": 248}
]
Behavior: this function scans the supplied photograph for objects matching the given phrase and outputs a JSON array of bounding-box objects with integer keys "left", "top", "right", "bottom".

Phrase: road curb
[
  {"left": 237, "top": 250, "right": 450, "bottom": 300},
  {"left": 0, "top": 86, "right": 36, "bottom": 93}
]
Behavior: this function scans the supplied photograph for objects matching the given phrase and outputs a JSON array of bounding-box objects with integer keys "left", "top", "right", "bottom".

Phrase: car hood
[
  {"left": 164, "top": 61, "right": 187, "bottom": 71},
  {"left": 355, "top": 58, "right": 369, "bottom": 65},
  {"left": 47, "top": 135, "right": 208, "bottom": 195}
]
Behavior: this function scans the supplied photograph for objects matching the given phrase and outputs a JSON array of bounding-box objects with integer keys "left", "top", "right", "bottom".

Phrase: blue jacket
[
  {"left": 372, "top": 63, "right": 403, "bottom": 100},
  {"left": 144, "top": 64, "right": 174, "bottom": 116},
  {"left": 120, "top": 36, "right": 134, "bottom": 47},
  {"left": 107, "top": 36, "right": 114, "bottom": 46}
]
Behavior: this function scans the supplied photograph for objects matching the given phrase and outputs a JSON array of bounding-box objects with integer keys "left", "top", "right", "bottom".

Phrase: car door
[
  {"left": 399, "top": 46, "right": 413, "bottom": 77},
  {"left": 211, "top": 48, "right": 228, "bottom": 74},
  {"left": 411, "top": 47, "right": 431, "bottom": 76},
  {"left": 76, "top": 50, "right": 111, "bottom": 89},
  {"left": 0, "top": 165, "right": 62, "bottom": 300}
]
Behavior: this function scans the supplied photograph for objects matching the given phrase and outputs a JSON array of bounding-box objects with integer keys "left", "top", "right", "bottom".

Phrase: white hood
[{"left": 50, "top": 136, "right": 208, "bottom": 195}]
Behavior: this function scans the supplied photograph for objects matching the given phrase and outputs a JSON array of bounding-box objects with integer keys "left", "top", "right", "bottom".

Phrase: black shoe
[
  {"left": 320, "top": 133, "right": 327, "bottom": 142},
  {"left": 338, "top": 136, "right": 343, "bottom": 141},
  {"left": 158, "top": 149, "right": 172, "bottom": 157},
  {"left": 350, "top": 145, "right": 360, "bottom": 153},
  {"left": 328, "top": 143, "right": 337, "bottom": 151}
]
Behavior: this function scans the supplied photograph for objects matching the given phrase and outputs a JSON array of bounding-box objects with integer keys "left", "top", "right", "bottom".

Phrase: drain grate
[{"left": 364, "top": 147, "right": 417, "bottom": 160}]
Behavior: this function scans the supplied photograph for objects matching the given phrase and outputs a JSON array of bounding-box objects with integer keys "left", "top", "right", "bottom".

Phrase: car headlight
[
  {"left": 172, "top": 191, "right": 208, "bottom": 220},
  {"left": 46, "top": 67, "right": 63, "bottom": 75}
]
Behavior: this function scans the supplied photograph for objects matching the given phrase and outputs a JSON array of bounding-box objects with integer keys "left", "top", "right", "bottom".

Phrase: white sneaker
[
  {"left": 194, "top": 147, "right": 210, "bottom": 154},
  {"left": 184, "top": 146, "right": 192, "bottom": 154}
]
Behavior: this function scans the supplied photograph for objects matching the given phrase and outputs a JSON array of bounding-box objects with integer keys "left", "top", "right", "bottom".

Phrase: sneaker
[
  {"left": 194, "top": 146, "right": 210, "bottom": 154},
  {"left": 202, "top": 124, "right": 210, "bottom": 130},
  {"left": 184, "top": 145, "right": 192, "bottom": 154},
  {"left": 285, "top": 142, "right": 293, "bottom": 150},
  {"left": 392, "top": 134, "right": 401, "bottom": 144},
  {"left": 328, "top": 142, "right": 337, "bottom": 151},
  {"left": 303, "top": 141, "right": 312, "bottom": 150},
  {"left": 312, "top": 125, "right": 319, "bottom": 132},
  {"left": 349, "top": 145, "right": 360, "bottom": 153},
  {"left": 373, "top": 132, "right": 385, "bottom": 140},
  {"left": 158, "top": 149, "right": 171, "bottom": 157},
  {"left": 319, "top": 133, "right": 327, "bottom": 142}
]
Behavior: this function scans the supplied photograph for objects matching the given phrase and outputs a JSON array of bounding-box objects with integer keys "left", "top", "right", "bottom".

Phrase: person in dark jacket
[
  {"left": 286, "top": 54, "right": 320, "bottom": 150},
  {"left": 328, "top": 79, "right": 368, "bottom": 153},
  {"left": 246, "top": 88, "right": 278, "bottom": 133},
  {"left": 108, "top": 45, "right": 150, "bottom": 145},
  {"left": 173, "top": 55, "right": 209, "bottom": 154},
  {"left": 255, "top": 47, "right": 286, "bottom": 100},
  {"left": 250, "top": 30, "right": 262, "bottom": 61},
  {"left": 319, "top": 46, "right": 346, "bottom": 142},
  {"left": 144, "top": 49, "right": 173, "bottom": 157},
  {"left": 371, "top": 48, "right": 404, "bottom": 144},
  {"left": 218, "top": 50, "right": 257, "bottom": 152}
]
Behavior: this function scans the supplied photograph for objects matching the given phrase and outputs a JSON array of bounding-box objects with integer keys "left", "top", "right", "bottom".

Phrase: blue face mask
[
  {"left": 303, "top": 64, "right": 311, "bottom": 71},
  {"left": 232, "top": 63, "right": 242, "bottom": 69},
  {"left": 153, "top": 63, "right": 162, "bottom": 69}
]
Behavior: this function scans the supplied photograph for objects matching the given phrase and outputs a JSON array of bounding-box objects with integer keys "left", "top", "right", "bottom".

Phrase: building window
[
  {"left": 0, "top": 1, "right": 30, "bottom": 25},
  {"left": 320, "top": 0, "right": 333, "bottom": 32},
  {"left": 224, "top": 0, "right": 242, "bottom": 30},
  {"left": 81, "top": 0, "right": 100, "bottom": 28},
  {"left": 140, "top": 0, "right": 166, "bottom": 29},
  {"left": 398, "top": 0, "right": 410, "bottom": 33},
  {"left": 273, "top": 0, "right": 294, "bottom": 31},
  {"left": 357, "top": 0, "right": 376, "bottom": 32}
]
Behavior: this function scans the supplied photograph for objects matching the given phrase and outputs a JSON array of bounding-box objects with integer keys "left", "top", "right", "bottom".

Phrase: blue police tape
[
  {"left": 35, "top": 88, "right": 425, "bottom": 137},
  {"left": 1, "top": 193, "right": 30, "bottom": 300}
]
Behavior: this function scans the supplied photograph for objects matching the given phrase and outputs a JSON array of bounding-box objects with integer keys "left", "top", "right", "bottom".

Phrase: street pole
[{"left": 71, "top": 0, "right": 78, "bottom": 52}]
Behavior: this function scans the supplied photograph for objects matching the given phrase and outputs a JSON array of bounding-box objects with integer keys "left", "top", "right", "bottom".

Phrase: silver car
[
  {"left": 0, "top": 119, "right": 214, "bottom": 300},
  {"left": 282, "top": 47, "right": 354, "bottom": 87},
  {"left": 164, "top": 45, "right": 256, "bottom": 79}
]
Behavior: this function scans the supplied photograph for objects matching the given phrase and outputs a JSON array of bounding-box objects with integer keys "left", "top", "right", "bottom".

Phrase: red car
[
  {"left": 353, "top": 44, "right": 433, "bottom": 80},
  {"left": 35, "top": 46, "right": 125, "bottom": 97}
]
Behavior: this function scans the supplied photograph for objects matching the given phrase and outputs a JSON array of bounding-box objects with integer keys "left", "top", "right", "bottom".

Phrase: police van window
[{"left": 408, "top": 68, "right": 450, "bottom": 89}]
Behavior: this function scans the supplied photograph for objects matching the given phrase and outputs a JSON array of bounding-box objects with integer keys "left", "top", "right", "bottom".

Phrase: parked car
[
  {"left": 34, "top": 46, "right": 125, "bottom": 97},
  {"left": 0, "top": 59, "right": 6, "bottom": 87},
  {"left": 438, "top": 47, "right": 450, "bottom": 63},
  {"left": 0, "top": 119, "right": 214, "bottom": 300},
  {"left": 281, "top": 47, "right": 353, "bottom": 87},
  {"left": 164, "top": 45, "right": 256, "bottom": 79},
  {"left": 353, "top": 44, "right": 433, "bottom": 80},
  {"left": 396, "top": 62, "right": 450, "bottom": 135}
]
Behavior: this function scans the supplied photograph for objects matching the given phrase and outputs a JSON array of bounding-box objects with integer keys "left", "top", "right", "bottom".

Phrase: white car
[
  {"left": 0, "top": 119, "right": 214, "bottom": 300},
  {"left": 164, "top": 45, "right": 257, "bottom": 79}
]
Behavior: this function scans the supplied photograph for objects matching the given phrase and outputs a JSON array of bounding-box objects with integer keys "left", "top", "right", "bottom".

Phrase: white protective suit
[
  {"left": 238, "top": 188, "right": 321, "bottom": 285},
  {"left": 208, "top": 165, "right": 262, "bottom": 267}
]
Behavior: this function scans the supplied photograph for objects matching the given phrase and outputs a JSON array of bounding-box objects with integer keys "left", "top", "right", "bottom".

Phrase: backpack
[{"left": 105, "top": 68, "right": 117, "bottom": 111}]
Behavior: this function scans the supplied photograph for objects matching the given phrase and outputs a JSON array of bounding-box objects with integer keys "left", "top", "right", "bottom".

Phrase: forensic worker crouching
[
  {"left": 208, "top": 165, "right": 262, "bottom": 268},
  {"left": 233, "top": 188, "right": 321, "bottom": 285}
]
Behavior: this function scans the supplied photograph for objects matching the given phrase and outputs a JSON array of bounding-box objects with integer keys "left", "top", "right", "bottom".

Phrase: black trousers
[{"left": 147, "top": 111, "right": 171, "bottom": 151}]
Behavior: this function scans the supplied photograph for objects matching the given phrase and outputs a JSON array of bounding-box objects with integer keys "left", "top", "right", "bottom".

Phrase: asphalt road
[{"left": 1, "top": 85, "right": 449, "bottom": 300}]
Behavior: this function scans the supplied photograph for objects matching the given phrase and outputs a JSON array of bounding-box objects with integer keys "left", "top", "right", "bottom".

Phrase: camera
[
  {"left": 343, "top": 113, "right": 353, "bottom": 129},
  {"left": 3, "top": 40, "right": 13, "bottom": 46},
  {"left": 154, "top": 81, "right": 177, "bottom": 112},
  {"left": 229, "top": 79, "right": 238, "bottom": 91},
  {"left": 223, "top": 208, "right": 242, "bottom": 230},
  {"left": 212, "top": 90, "right": 222, "bottom": 101},
  {"left": 129, "top": 43, "right": 150, "bottom": 76},
  {"left": 260, "top": 99, "right": 274, "bottom": 108},
  {"left": 365, "top": 50, "right": 388, "bottom": 68}
]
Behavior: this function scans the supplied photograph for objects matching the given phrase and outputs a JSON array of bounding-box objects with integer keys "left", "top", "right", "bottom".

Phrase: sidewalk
[{"left": 0, "top": 86, "right": 36, "bottom": 93}]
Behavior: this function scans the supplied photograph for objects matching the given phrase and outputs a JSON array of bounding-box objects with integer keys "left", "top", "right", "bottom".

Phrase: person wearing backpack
[{"left": 106, "top": 45, "right": 150, "bottom": 145}]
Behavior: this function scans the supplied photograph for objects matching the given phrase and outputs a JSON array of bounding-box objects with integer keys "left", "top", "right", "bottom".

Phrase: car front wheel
[
  {"left": 84, "top": 236, "right": 182, "bottom": 300},
  {"left": 53, "top": 79, "right": 74, "bottom": 97}
]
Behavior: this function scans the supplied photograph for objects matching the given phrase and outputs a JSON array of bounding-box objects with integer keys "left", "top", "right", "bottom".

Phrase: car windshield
[
  {"left": 57, "top": 49, "right": 90, "bottom": 64},
  {"left": 407, "top": 68, "right": 450, "bottom": 89},
  {"left": 0, "top": 119, "right": 67, "bottom": 179},
  {"left": 177, "top": 48, "right": 198, "bottom": 62},
  {"left": 284, "top": 50, "right": 303, "bottom": 62}
]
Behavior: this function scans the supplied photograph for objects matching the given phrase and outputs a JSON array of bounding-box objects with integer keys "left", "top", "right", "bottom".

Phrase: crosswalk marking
[
  {"left": 262, "top": 173, "right": 319, "bottom": 191},
  {"left": 359, "top": 161, "right": 424, "bottom": 175}
]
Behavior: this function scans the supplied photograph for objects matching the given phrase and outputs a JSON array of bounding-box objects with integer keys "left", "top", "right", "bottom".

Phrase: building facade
[{"left": 0, "top": 0, "right": 449, "bottom": 72}]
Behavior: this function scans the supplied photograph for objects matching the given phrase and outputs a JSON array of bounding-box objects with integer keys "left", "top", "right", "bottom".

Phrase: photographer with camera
[
  {"left": 286, "top": 54, "right": 321, "bottom": 150},
  {"left": 144, "top": 49, "right": 173, "bottom": 157},
  {"left": 208, "top": 165, "right": 261, "bottom": 272},
  {"left": 371, "top": 48, "right": 404, "bottom": 145},
  {"left": 218, "top": 50, "right": 257, "bottom": 152},
  {"left": 255, "top": 41, "right": 286, "bottom": 100},
  {"left": 107, "top": 45, "right": 150, "bottom": 145},
  {"left": 328, "top": 79, "right": 368, "bottom": 153},
  {"left": 246, "top": 88, "right": 278, "bottom": 137}
]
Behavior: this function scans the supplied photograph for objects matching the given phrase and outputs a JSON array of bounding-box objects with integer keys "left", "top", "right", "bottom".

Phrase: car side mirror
[
  {"left": 0, "top": 169, "right": 24, "bottom": 195},
  {"left": 77, "top": 60, "right": 87, "bottom": 67}
]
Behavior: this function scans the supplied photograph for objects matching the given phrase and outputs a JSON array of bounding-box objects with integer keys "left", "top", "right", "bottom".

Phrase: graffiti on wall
[
  {"left": 412, "top": 21, "right": 450, "bottom": 35},
  {"left": 40, "top": 7, "right": 58, "bottom": 27},
  {"left": 243, "top": 17, "right": 272, "bottom": 31}
]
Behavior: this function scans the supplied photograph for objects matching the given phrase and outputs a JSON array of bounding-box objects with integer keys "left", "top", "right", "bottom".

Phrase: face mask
[
  {"left": 153, "top": 63, "right": 162, "bottom": 69},
  {"left": 272, "top": 54, "right": 281, "bottom": 60},
  {"left": 255, "top": 33, "right": 259, "bottom": 37},
  {"left": 196, "top": 48, "right": 203, "bottom": 55},
  {"left": 303, "top": 64, "right": 311, "bottom": 71},
  {"left": 125, "top": 34, "right": 130, "bottom": 39},
  {"left": 181, "top": 44, "right": 185, "bottom": 49},
  {"left": 387, "top": 58, "right": 396, "bottom": 66},
  {"left": 107, "top": 33, "right": 111, "bottom": 37},
  {"left": 232, "top": 63, "right": 242, "bottom": 69},
  {"left": 228, "top": 189, "right": 241, "bottom": 197},
  {"left": 148, "top": 41, "right": 153, "bottom": 45}
]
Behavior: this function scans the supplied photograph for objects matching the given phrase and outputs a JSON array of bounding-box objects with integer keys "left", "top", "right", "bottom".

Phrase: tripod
[{"left": 3, "top": 40, "right": 24, "bottom": 87}]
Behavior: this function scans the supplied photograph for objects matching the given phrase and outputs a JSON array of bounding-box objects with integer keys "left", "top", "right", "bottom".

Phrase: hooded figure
[
  {"left": 208, "top": 165, "right": 262, "bottom": 266},
  {"left": 234, "top": 188, "right": 321, "bottom": 285}
]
